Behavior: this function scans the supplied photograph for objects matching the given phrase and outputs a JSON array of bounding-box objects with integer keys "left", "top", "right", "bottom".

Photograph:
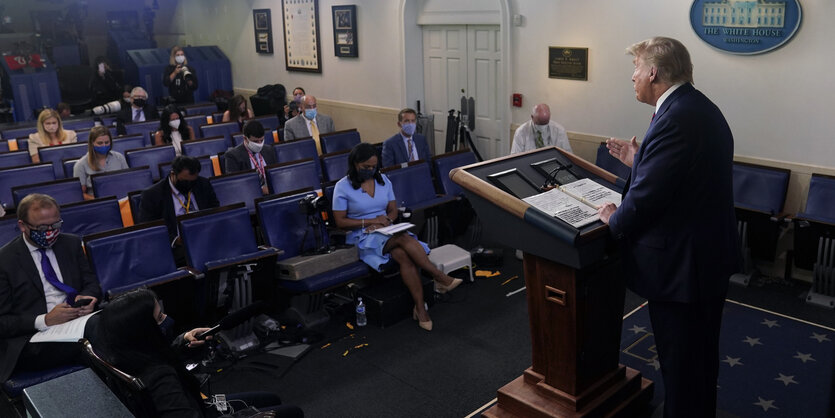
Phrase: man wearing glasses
[{"left": 0, "top": 193, "right": 101, "bottom": 383}]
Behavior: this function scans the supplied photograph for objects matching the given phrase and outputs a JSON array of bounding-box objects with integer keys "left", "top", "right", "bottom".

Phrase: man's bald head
[{"left": 531, "top": 104, "right": 551, "bottom": 125}]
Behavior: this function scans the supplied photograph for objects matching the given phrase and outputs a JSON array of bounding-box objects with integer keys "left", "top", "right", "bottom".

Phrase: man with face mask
[
  {"left": 224, "top": 120, "right": 277, "bottom": 195},
  {"left": 0, "top": 193, "right": 102, "bottom": 383},
  {"left": 382, "top": 108, "right": 431, "bottom": 167},
  {"left": 115, "top": 86, "right": 160, "bottom": 127},
  {"left": 137, "top": 156, "right": 220, "bottom": 265},
  {"left": 510, "top": 103, "right": 572, "bottom": 154},
  {"left": 282, "top": 94, "right": 335, "bottom": 152}
]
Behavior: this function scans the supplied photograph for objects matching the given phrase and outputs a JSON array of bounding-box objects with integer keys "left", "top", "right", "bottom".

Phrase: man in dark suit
[
  {"left": 598, "top": 37, "right": 738, "bottom": 417},
  {"left": 115, "top": 86, "right": 160, "bottom": 127},
  {"left": 225, "top": 120, "right": 277, "bottom": 195},
  {"left": 283, "top": 95, "right": 335, "bottom": 153},
  {"left": 381, "top": 108, "right": 431, "bottom": 168},
  {"left": 0, "top": 194, "right": 101, "bottom": 382},
  {"left": 137, "top": 156, "right": 219, "bottom": 264}
]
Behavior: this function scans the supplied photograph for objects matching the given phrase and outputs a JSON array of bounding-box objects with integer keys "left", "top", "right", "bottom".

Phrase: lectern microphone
[{"left": 541, "top": 163, "right": 574, "bottom": 190}]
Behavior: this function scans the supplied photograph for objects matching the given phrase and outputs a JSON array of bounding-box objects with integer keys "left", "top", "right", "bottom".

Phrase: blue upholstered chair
[
  {"left": 251, "top": 115, "right": 280, "bottom": 133},
  {"left": 61, "top": 118, "right": 95, "bottom": 131},
  {"left": 62, "top": 159, "right": 79, "bottom": 178},
  {"left": 111, "top": 134, "right": 145, "bottom": 155},
  {"left": 382, "top": 161, "right": 455, "bottom": 211},
  {"left": 75, "top": 129, "right": 91, "bottom": 144},
  {"left": 199, "top": 122, "right": 239, "bottom": 148},
  {"left": 183, "top": 102, "right": 217, "bottom": 116},
  {"left": 275, "top": 138, "right": 321, "bottom": 179},
  {"left": 181, "top": 135, "right": 228, "bottom": 158},
  {"left": 0, "top": 164, "right": 55, "bottom": 211},
  {"left": 158, "top": 156, "right": 215, "bottom": 179},
  {"left": 266, "top": 159, "right": 321, "bottom": 195},
  {"left": 432, "top": 150, "right": 477, "bottom": 197},
  {"left": 184, "top": 114, "right": 208, "bottom": 139},
  {"left": 320, "top": 129, "right": 360, "bottom": 155},
  {"left": 792, "top": 174, "right": 835, "bottom": 307},
  {"left": 37, "top": 142, "right": 88, "bottom": 179},
  {"left": 90, "top": 166, "right": 154, "bottom": 199},
  {"left": 60, "top": 197, "right": 124, "bottom": 237},
  {"left": 1, "top": 125, "right": 37, "bottom": 140},
  {"left": 125, "top": 145, "right": 177, "bottom": 181},
  {"left": 0, "top": 150, "right": 32, "bottom": 169},
  {"left": 320, "top": 150, "right": 350, "bottom": 182},
  {"left": 209, "top": 171, "right": 263, "bottom": 213},
  {"left": 123, "top": 120, "right": 160, "bottom": 146},
  {"left": 595, "top": 142, "right": 631, "bottom": 181},
  {"left": 11, "top": 178, "right": 84, "bottom": 207},
  {"left": 0, "top": 141, "right": 8, "bottom": 153},
  {"left": 0, "top": 214, "right": 18, "bottom": 247}
]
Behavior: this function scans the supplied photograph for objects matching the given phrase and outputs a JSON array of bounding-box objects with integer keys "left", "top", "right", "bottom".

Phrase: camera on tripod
[{"left": 298, "top": 194, "right": 328, "bottom": 215}]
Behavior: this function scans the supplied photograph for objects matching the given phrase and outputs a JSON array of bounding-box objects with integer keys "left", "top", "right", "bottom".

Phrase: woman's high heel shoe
[
  {"left": 435, "top": 277, "right": 463, "bottom": 294},
  {"left": 412, "top": 307, "right": 433, "bottom": 331}
]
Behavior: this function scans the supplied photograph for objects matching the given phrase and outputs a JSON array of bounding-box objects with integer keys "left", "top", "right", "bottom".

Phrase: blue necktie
[{"left": 38, "top": 248, "right": 77, "bottom": 303}]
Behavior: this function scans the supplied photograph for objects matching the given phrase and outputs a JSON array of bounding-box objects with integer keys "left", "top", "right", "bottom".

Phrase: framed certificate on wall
[
  {"left": 332, "top": 5, "right": 358, "bottom": 58},
  {"left": 253, "top": 9, "right": 273, "bottom": 54},
  {"left": 282, "top": 0, "right": 322, "bottom": 73}
]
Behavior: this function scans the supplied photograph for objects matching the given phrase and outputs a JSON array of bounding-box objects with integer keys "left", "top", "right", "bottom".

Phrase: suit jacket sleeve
[
  {"left": 0, "top": 249, "right": 37, "bottom": 338},
  {"left": 321, "top": 115, "right": 335, "bottom": 134},
  {"left": 197, "top": 177, "right": 219, "bottom": 210},
  {"left": 284, "top": 118, "right": 299, "bottom": 141},
  {"left": 138, "top": 183, "right": 165, "bottom": 225},
  {"left": 224, "top": 146, "right": 246, "bottom": 174},
  {"left": 381, "top": 136, "right": 397, "bottom": 168}
]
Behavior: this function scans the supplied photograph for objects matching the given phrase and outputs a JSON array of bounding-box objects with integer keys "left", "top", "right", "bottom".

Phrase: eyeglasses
[{"left": 25, "top": 219, "right": 63, "bottom": 232}]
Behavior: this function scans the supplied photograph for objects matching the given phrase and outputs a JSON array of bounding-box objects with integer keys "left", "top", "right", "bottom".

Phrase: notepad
[
  {"left": 523, "top": 179, "right": 620, "bottom": 228},
  {"left": 372, "top": 222, "right": 415, "bottom": 235}
]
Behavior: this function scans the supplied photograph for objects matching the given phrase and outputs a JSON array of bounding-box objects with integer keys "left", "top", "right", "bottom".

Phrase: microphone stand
[{"left": 541, "top": 163, "right": 574, "bottom": 190}]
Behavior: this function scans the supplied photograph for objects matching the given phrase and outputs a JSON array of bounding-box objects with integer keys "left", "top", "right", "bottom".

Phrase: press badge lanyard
[
  {"left": 247, "top": 149, "right": 266, "bottom": 184},
  {"left": 171, "top": 187, "right": 192, "bottom": 214}
]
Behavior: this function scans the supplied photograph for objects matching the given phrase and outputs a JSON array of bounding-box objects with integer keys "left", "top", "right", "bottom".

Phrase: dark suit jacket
[
  {"left": 381, "top": 133, "right": 431, "bottom": 168},
  {"left": 224, "top": 143, "right": 278, "bottom": 174},
  {"left": 609, "top": 83, "right": 739, "bottom": 303},
  {"left": 116, "top": 103, "right": 160, "bottom": 126},
  {"left": 0, "top": 234, "right": 101, "bottom": 381},
  {"left": 137, "top": 176, "right": 220, "bottom": 243}
]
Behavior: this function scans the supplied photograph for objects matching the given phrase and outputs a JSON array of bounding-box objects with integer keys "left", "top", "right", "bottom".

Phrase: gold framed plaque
[{"left": 548, "top": 47, "right": 588, "bottom": 81}]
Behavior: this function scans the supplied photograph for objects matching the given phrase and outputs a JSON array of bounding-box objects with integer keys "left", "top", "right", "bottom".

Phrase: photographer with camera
[
  {"left": 88, "top": 56, "right": 123, "bottom": 108},
  {"left": 164, "top": 46, "right": 198, "bottom": 105},
  {"left": 225, "top": 120, "right": 277, "bottom": 195}
]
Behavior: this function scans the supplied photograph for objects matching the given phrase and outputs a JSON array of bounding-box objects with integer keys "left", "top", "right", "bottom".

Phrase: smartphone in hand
[{"left": 71, "top": 298, "right": 93, "bottom": 308}]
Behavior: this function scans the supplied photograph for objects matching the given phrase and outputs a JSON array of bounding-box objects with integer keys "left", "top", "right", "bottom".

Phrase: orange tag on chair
[
  {"left": 206, "top": 115, "right": 213, "bottom": 124},
  {"left": 273, "top": 130, "right": 279, "bottom": 143},
  {"left": 7, "top": 139, "right": 18, "bottom": 151},
  {"left": 118, "top": 197, "right": 134, "bottom": 227},
  {"left": 210, "top": 154, "right": 222, "bottom": 176}
]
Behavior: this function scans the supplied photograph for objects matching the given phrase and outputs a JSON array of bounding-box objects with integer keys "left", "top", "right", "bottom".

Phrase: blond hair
[
  {"left": 626, "top": 37, "right": 694, "bottom": 85},
  {"left": 169, "top": 46, "right": 187, "bottom": 66},
  {"left": 36, "top": 109, "right": 67, "bottom": 145}
]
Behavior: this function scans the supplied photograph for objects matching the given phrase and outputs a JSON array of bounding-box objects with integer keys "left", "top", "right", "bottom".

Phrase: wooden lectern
[{"left": 451, "top": 147, "right": 653, "bottom": 417}]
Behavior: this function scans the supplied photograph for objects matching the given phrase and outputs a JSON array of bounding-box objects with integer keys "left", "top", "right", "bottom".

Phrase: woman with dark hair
[
  {"left": 97, "top": 289, "right": 303, "bottom": 418},
  {"left": 154, "top": 105, "right": 195, "bottom": 155},
  {"left": 73, "top": 125, "right": 129, "bottom": 200},
  {"left": 332, "top": 143, "right": 462, "bottom": 332},
  {"left": 221, "top": 95, "right": 254, "bottom": 130}
]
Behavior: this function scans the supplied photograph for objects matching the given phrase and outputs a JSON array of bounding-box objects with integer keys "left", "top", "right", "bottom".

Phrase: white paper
[
  {"left": 373, "top": 222, "right": 415, "bottom": 236},
  {"left": 30, "top": 311, "right": 100, "bottom": 343},
  {"left": 523, "top": 188, "right": 599, "bottom": 228},
  {"left": 560, "top": 178, "right": 621, "bottom": 209}
]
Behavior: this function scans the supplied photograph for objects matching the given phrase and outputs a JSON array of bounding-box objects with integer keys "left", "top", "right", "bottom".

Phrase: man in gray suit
[{"left": 283, "top": 95, "right": 334, "bottom": 154}]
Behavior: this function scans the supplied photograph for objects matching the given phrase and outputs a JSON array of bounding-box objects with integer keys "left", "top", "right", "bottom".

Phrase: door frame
[{"left": 398, "top": 0, "right": 512, "bottom": 155}]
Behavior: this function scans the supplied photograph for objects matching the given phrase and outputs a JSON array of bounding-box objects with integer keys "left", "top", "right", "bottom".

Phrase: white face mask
[
  {"left": 533, "top": 123, "right": 548, "bottom": 133},
  {"left": 169, "top": 119, "right": 181, "bottom": 129},
  {"left": 245, "top": 140, "right": 264, "bottom": 154},
  {"left": 175, "top": 55, "right": 185, "bottom": 64},
  {"left": 98, "top": 63, "right": 105, "bottom": 75}
]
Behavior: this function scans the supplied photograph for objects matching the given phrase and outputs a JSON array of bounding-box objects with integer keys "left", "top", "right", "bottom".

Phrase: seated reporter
[
  {"left": 96, "top": 288, "right": 303, "bottom": 418},
  {"left": 332, "top": 143, "right": 461, "bottom": 332},
  {"left": 28, "top": 109, "right": 78, "bottom": 163},
  {"left": 224, "top": 120, "right": 277, "bottom": 195},
  {"left": 154, "top": 105, "right": 195, "bottom": 156},
  {"left": 73, "top": 126, "right": 129, "bottom": 200}
]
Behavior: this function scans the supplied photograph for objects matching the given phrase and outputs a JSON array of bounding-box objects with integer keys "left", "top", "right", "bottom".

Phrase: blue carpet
[{"left": 620, "top": 299, "right": 835, "bottom": 417}]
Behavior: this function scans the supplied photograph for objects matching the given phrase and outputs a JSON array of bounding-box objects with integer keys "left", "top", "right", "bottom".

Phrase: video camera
[{"left": 299, "top": 194, "right": 328, "bottom": 215}]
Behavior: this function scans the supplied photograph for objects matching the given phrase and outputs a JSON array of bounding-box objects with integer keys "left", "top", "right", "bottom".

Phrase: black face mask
[
  {"left": 174, "top": 178, "right": 195, "bottom": 194},
  {"left": 133, "top": 98, "right": 147, "bottom": 107},
  {"left": 357, "top": 168, "right": 376, "bottom": 182},
  {"left": 158, "top": 316, "right": 176, "bottom": 341}
]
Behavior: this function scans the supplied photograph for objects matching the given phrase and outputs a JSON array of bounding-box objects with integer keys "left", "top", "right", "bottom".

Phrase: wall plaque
[
  {"left": 690, "top": 0, "right": 802, "bottom": 55},
  {"left": 548, "top": 47, "right": 588, "bottom": 81}
]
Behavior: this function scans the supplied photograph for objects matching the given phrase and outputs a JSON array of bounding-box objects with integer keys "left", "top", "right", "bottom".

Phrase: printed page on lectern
[{"left": 522, "top": 179, "right": 621, "bottom": 228}]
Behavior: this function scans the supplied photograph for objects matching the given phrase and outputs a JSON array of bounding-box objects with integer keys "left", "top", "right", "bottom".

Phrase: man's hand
[
  {"left": 74, "top": 295, "right": 98, "bottom": 316},
  {"left": 44, "top": 303, "right": 82, "bottom": 326},
  {"left": 184, "top": 328, "right": 213, "bottom": 348},
  {"left": 606, "top": 136, "right": 639, "bottom": 168},
  {"left": 598, "top": 202, "right": 617, "bottom": 225}
]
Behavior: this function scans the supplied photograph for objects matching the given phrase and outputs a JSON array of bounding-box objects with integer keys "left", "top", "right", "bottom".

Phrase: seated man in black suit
[
  {"left": 381, "top": 108, "right": 431, "bottom": 168},
  {"left": 225, "top": 120, "right": 277, "bottom": 195},
  {"left": 116, "top": 86, "right": 160, "bottom": 127},
  {"left": 0, "top": 193, "right": 101, "bottom": 383},
  {"left": 137, "top": 156, "right": 220, "bottom": 265}
]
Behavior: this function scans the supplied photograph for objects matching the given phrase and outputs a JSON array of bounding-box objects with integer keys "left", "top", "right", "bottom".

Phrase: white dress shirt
[{"left": 23, "top": 237, "right": 67, "bottom": 331}]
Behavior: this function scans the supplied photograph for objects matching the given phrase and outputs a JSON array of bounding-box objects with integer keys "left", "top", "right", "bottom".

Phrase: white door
[{"left": 423, "top": 25, "right": 503, "bottom": 160}]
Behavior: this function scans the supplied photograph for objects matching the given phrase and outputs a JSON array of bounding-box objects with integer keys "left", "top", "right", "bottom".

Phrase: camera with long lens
[
  {"left": 181, "top": 66, "right": 195, "bottom": 82},
  {"left": 299, "top": 194, "right": 328, "bottom": 215},
  {"left": 92, "top": 100, "right": 122, "bottom": 115}
]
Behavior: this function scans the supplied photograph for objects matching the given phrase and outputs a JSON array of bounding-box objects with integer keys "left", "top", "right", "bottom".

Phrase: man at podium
[{"left": 598, "top": 37, "right": 738, "bottom": 417}]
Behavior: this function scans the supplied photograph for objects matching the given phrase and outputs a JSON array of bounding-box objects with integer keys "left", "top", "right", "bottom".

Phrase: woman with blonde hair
[
  {"left": 72, "top": 125, "right": 128, "bottom": 200},
  {"left": 28, "top": 109, "right": 78, "bottom": 163},
  {"left": 163, "top": 46, "right": 198, "bottom": 104}
]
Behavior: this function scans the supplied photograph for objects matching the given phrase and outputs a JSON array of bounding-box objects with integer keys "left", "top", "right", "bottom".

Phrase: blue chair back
[
  {"left": 60, "top": 197, "right": 124, "bottom": 237},
  {"left": 256, "top": 192, "right": 328, "bottom": 260},
  {"left": 91, "top": 167, "right": 154, "bottom": 199},
  {"left": 0, "top": 150, "right": 32, "bottom": 169},
  {"left": 15, "top": 138, "right": 29, "bottom": 153},
  {"left": 267, "top": 160, "right": 321, "bottom": 195},
  {"left": 37, "top": 142, "right": 88, "bottom": 179},
  {"left": 111, "top": 134, "right": 145, "bottom": 155},
  {"left": 432, "top": 150, "right": 477, "bottom": 196},
  {"left": 209, "top": 171, "right": 263, "bottom": 213},
  {"left": 251, "top": 115, "right": 279, "bottom": 133},
  {"left": 595, "top": 142, "right": 631, "bottom": 180},
  {"left": 158, "top": 156, "right": 215, "bottom": 179},
  {"left": 183, "top": 102, "right": 217, "bottom": 116},
  {"left": 199, "top": 122, "right": 239, "bottom": 148},
  {"left": 179, "top": 205, "right": 258, "bottom": 272},
  {"left": 63, "top": 158, "right": 79, "bottom": 178},
  {"left": 0, "top": 141, "right": 9, "bottom": 153},
  {"left": 0, "top": 164, "right": 55, "bottom": 210},
  {"left": 0, "top": 215, "right": 19, "bottom": 247},
  {"left": 125, "top": 145, "right": 176, "bottom": 181},
  {"left": 320, "top": 129, "right": 360, "bottom": 155},
  {"left": 182, "top": 136, "right": 228, "bottom": 157},
  {"left": 184, "top": 115, "right": 208, "bottom": 139},
  {"left": 124, "top": 120, "right": 160, "bottom": 145},
  {"left": 384, "top": 162, "right": 438, "bottom": 208},
  {"left": 732, "top": 162, "right": 790, "bottom": 214},
  {"left": 321, "top": 151, "right": 350, "bottom": 182},
  {"left": 2, "top": 125, "right": 37, "bottom": 139},
  {"left": 276, "top": 139, "right": 321, "bottom": 179},
  {"left": 76, "top": 129, "right": 91, "bottom": 143},
  {"left": 804, "top": 174, "right": 835, "bottom": 220},
  {"left": 85, "top": 224, "right": 180, "bottom": 296},
  {"left": 12, "top": 178, "right": 84, "bottom": 207},
  {"left": 62, "top": 118, "right": 95, "bottom": 131}
]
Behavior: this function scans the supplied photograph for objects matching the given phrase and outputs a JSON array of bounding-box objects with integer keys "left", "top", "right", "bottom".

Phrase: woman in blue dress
[{"left": 332, "top": 143, "right": 461, "bottom": 331}]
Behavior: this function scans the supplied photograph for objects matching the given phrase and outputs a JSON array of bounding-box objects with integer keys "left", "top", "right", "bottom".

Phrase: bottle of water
[{"left": 355, "top": 297, "right": 367, "bottom": 327}]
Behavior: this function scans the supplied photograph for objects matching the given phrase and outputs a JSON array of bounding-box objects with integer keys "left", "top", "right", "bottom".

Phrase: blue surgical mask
[
  {"left": 93, "top": 145, "right": 110, "bottom": 155},
  {"left": 158, "top": 315, "right": 176, "bottom": 340},
  {"left": 357, "top": 168, "right": 376, "bottom": 182},
  {"left": 304, "top": 109, "right": 317, "bottom": 120},
  {"left": 401, "top": 122, "right": 416, "bottom": 136}
]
